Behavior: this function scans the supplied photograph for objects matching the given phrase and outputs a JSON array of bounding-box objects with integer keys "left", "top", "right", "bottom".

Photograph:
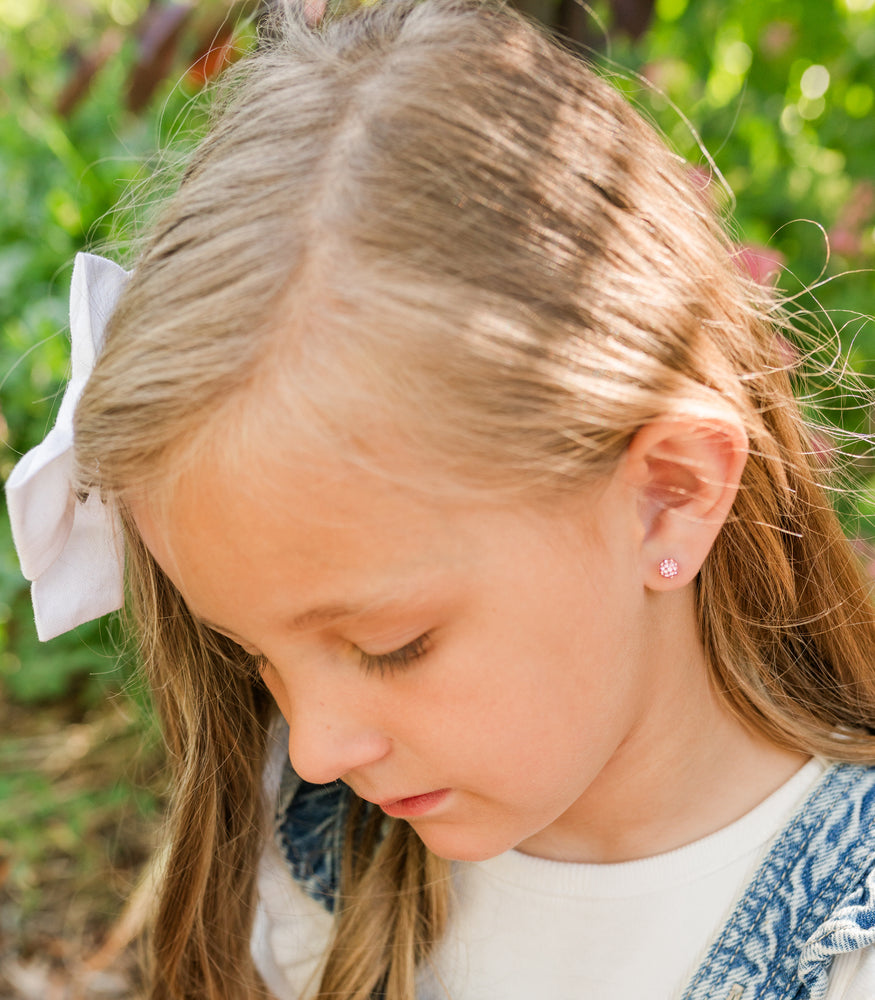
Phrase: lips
[{"left": 377, "top": 788, "right": 450, "bottom": 818}]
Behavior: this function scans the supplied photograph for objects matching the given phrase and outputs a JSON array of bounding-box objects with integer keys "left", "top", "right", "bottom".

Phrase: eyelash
[
  {"left": 208, "top": 625, "right": 432, "bottom": 679},
  {"left": 357, "top": 633, "right": 432, "bottom": 676}
]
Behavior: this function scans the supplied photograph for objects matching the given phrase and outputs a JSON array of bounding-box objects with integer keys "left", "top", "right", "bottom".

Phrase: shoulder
[
  {"left": 797, "top": 762, "right": 875, "bottom": 998},
  {"left": 252, "top": 836, "right": 336, "bottom": 1000},
  {"left": 686, "top": 761, "right": 875, "bottom": 1000},
  {"left": 801, "top": 839, "right": 875, "bottom": 998},
  {"left": 824, "top": 948, "right": 875, "bottom": 1000},
  {"left": 251, "top": 718, "right": 342, "bottom": 997}
]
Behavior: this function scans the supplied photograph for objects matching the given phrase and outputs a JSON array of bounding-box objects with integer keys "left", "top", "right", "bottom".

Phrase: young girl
[{"left": 8, "top": 1, "right": 875, "bottom": 997}]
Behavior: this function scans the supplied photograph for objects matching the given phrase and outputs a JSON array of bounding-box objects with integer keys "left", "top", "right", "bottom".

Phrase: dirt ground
[{"left": 0, "top": 694, "right": 164, "bottom": 1000}]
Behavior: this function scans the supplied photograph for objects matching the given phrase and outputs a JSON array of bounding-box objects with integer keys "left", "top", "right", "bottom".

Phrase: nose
[{"left": 285, "top": 694, "right": 391, "bottom": 786}]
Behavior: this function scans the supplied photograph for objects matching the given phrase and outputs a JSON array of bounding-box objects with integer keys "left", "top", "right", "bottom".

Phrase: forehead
[
  {"left": 130, "top": 442, "right": 462, "bottom": 631},
  {"left": 129, "top": 437, "right": 608, "bottom": 638},
  {"left": 135, "top": 444, "right": 451, "bottom": 573}
]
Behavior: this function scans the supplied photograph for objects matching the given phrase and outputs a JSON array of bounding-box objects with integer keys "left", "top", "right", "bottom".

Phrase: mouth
[{"left": 377, "top": 788, "right": 451, "bottom": 819}]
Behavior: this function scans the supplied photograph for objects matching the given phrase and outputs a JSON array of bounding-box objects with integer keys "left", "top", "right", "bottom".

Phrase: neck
[{"left": 517, "top": 588, "right": 809, "bottom": 864}]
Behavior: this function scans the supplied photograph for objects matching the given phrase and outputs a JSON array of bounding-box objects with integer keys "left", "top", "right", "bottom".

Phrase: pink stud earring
[{"left": 658, "top": 557, "right": 679, "bottom": 580}]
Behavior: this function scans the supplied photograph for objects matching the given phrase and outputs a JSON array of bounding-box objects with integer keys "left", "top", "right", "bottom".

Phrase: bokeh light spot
[{"left": 801, "top": 64, "right": 830, "bottom": 100}]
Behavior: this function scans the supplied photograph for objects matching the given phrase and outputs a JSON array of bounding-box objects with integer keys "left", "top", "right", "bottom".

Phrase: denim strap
[{"left": 682, "top": 764, "right": 875, "bottom": 1000}]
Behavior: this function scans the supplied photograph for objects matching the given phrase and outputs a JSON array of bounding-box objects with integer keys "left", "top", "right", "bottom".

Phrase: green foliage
[
  {"left": 0, "top": 699, "right": 165, "bottom": 943},
  {"left": 0, "top": 2, "right": 215, "bottom": 705},
  {"left": 0, "top": 9, "right": 193, "bottom": 957},
  {"left": 603, "top": 0, "right": 875, "bottom": 301},
  {"left": 596, "top": 0, "right": 875, "bottom": 537}
]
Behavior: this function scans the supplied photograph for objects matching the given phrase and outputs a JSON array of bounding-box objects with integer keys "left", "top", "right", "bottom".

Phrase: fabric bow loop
[{"left": 5, "top": 252, "right": 131, "bottom": 641}]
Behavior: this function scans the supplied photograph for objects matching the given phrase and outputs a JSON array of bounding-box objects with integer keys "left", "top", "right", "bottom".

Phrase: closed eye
[{"left": 357, "top": 633, "right": 432, "bottom": 676}]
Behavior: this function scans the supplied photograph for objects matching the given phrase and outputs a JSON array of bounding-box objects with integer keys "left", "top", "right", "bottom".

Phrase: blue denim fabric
[
  {"left": 274, "top": 767, "right": 353, "bottom": 914},
  {"left": 274, "top": 761, "right": 875, "bottom": 996},
  {"left": 682, "top": 763, "right": 875, "bottom": 1000}
]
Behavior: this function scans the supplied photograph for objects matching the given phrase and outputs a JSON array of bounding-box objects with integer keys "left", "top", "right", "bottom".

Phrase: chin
[{"left": 410, "top": 822, "right": 521, "bottom": 863}]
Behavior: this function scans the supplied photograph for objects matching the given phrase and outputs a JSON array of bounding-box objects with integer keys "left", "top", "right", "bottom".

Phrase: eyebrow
[
  {"left": 288, "top": 603, "right": 363, "bottom": 631},
  {"left": 194, "top": 576, "right": 444, "bottom": 641},
  {"left": 196, "top": 600, "right": 381, "bottom": 639},
  {"left": 284, "top": 583, "right": 441, "bottom": 632}
]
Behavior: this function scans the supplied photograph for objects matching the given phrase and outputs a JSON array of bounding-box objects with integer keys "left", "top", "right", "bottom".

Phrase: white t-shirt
[{"left": 252, "top": 758, "right": 875, "bottom": 999}]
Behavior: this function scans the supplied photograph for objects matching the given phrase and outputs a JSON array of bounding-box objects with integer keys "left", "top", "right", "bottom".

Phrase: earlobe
[{"left": 623, "top": 414, "right": 748, "bottom": 590}]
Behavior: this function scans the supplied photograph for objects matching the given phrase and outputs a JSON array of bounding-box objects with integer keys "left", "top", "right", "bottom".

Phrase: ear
[{"left": 622, "top": 414, "right": 748, "bottom": 590}]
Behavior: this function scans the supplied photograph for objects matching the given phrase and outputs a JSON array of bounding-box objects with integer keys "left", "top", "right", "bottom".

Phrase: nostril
[{"left": 286, "top": 719, "right": 391, "bottom": 787}]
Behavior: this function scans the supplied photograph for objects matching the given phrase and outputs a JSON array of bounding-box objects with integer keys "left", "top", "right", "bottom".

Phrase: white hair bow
[{"left": 6, "top": 252, "right": 130, "bottom": 641}]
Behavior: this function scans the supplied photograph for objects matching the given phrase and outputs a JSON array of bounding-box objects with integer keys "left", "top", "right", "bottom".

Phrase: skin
[{"left": 132, "top": 418, "right": 806, "bottom": 864}]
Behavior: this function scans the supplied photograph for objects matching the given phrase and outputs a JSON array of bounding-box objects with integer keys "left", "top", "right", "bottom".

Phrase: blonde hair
[{"left": 74, "top": 0, "right": 875, "bottom": 997}]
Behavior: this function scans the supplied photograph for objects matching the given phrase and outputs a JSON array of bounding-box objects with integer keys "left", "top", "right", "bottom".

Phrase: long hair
[{"left": 73, "top": 1, "right": 875, "bottom": 996}]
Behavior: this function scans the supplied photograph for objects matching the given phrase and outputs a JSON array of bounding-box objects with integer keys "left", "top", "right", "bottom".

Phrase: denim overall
[{"left": 274, "top": 762, "right": 875, "bottom": 999}]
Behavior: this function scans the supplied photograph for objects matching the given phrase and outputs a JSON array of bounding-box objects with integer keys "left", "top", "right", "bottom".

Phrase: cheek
[
  {"left": 414, "top": 652, "right": 569, "bottom": 767},
  {"left": 425, "top": 622, "right": 620, "bottom": 771}
]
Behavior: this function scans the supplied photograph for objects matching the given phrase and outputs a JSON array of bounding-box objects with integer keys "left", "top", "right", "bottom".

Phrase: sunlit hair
[{"left": 74, "top": 0, "right": 875, "bottom": 996}]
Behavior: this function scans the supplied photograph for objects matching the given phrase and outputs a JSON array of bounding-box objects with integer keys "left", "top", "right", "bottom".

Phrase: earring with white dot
[{"left": 658, "top": 557, "right": 679, "bottom": 580}]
